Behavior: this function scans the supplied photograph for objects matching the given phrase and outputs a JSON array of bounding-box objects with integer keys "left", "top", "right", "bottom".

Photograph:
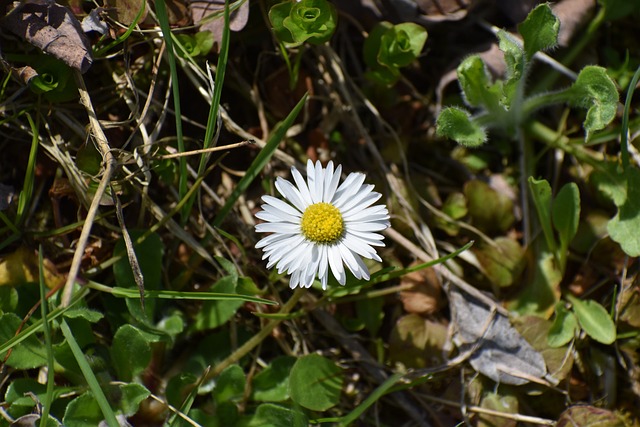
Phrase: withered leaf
[
  {"left": 190, "top": 0, "right": 248, "bottom": 51},
  {"left": 1, "top": 0, "right": 93, "bottom": 73},
  {"left": 449, "top": 285, "right": 553, "bottom": 385}
]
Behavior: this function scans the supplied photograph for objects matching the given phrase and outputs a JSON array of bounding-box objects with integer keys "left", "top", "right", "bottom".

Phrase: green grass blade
[
  {"left": 183, "top": 0, "right": 231, "bottom": 219},
  {"left": 620, "top": 65, "right": 640, "bottom": 170},
  {"left": 154, "top": 0, "right": 187, "bottom": 221},
  {"left": 60, "top": 319, "right": 120, "bottom": 427},
  {"left": 93, "top": 0, "right": 146, "bottom": 57},
  {"left": 315, "top": 373, "right": 404, "bottom": 426},
  {"left": 38, "top": 247, "right": 55, "bottom": 427},
  {"left": 16, "top": 113, "right": 39, "bottom": 227},
  {"left": 87, "top": 281, "right": 277, "bottom": 305},
  {"left": 0, "top": 289, "right": 88, "bottom": 354},
  {"left": 211, "top": 93, "right": 308, "bottom": 228}
]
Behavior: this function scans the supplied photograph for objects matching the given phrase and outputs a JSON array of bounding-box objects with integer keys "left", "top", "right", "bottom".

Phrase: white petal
[
  {"left": 347, "top": 221, "right": 390, "bottom": 232},
  {"left": 256, "top": 232, "right": 295, "bottom": 249},
  {"left": 306, "top": 160, "right": 324, "bottom": 203},
  {"left": 332, "top": 172, "right": 366, "bottom": 205},
  {"left": 342, "top": 233, "right": 381, "bottom": 261},
  {"left": 328, "top": 246, "right": 346, "bottom": 285},
  {"left": 339, "top": 187, "right": 380, "bottom": 212},
  {"left": 338, "top": 243, "right": 364, "bottom": 279},
  {"left": 342, "top": 204, "right": 388, "bottom": 221},
  {"left": 324, "top": 163, "right": 342, "bottom": 202},
  {"left": 258, "top": 204, "right": 301, "bottom": 224},
  {"left": 290, "top": 270, "right": 301, "bottom": 289},
  {"left": 255, "top": 222, "right": 301, "bottom": 234},
  {"left": 261, "top": 195, "right": 303, "bottom": 217},
  {"left": 275, "top": 178, "right": 308, "bottom": 212},
  {"left": 255, "top": 211, "right": 297, "bottom": 224},
  {"left": 292, "top": 166, "right": 314, "bottom": 207}
]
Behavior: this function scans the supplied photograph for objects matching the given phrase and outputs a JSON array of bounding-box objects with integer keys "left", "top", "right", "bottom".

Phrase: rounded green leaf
[
  {"left": 436, "top": 107, "right": 487, "bottom": 147},
  {"left": 548, "top": 302, "right": 578, "bottom": 347},
  {"left": 289, "top": 354, "right": 343, "bottom": 411},
  {"left": 0, "top": 313, "right": 47, "bottom": 369},
  {"left": 214, "top": 364, "right": 246, "bottom": 404},
  {"left": 567, "top": 295, "right": 616, "bottom": 344},
  {"left": 111, "top": 324, "right": 152, "bottom": 381},
  {"left": 252, "top": 356, "right": 296, "bottom": 402}
]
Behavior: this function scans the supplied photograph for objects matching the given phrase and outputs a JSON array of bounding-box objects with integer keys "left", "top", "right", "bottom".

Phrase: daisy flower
[{"left": 255, "top": 160, "right": 390, "bottom": 290}]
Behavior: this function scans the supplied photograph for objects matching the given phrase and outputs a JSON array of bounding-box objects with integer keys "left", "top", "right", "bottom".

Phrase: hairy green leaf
[
  {"left": 519, "top": 3, "right": 559, "bottom": 59},
  {"left": 436, "top": 107, "right": 487, "bottom": 147}
]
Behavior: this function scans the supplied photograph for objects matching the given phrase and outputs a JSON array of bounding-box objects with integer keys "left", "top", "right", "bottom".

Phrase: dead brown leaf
[
  {"left": 190, "top": 0, "right": 248, "bottom": 51},
  {"left": 1, "top": 0, "right": 93, "bottom": 72},
  {"left": 399, "top": 265, "right": 443, "bottom": 315}
]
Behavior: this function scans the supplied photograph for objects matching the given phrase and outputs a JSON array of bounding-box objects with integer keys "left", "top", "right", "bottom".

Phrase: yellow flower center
[{"left": 300, "top": 202, "right": 344, "bottom": 244}]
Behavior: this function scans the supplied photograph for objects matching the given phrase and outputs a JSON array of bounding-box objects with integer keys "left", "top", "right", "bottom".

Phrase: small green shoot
[
  {"left": 436, "top": 3, "right": 618, "bottom": 146},
  {"left": 269, "top": 0, "right": 337, "bottom": 88},
  {"left": 269, "top": 0, "right": 337, "bottom": 48},
  {"left": 528, "top": 177, "right": 580, "bottom": 274},
  {"left": 363, "top": 22, "right": 427, "bottom": 86},
  {"left": 175, "top": 31, "right": 215, "bottom": 58}
]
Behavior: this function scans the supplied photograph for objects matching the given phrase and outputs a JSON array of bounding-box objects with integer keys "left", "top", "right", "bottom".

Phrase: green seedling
[
  {"left": 363, "top": 21, "right": 427, "bottom": 86},
  {"left": 268, "top": 0, "right": 337, "bottom": 88},
  {"left": 175, "top": 31, "right": 215, "bottom": 58},
  {"left": 28, "top": 55, "right": 77, "bottom": 102},
  {"left": 528, "top": 178, "right": 580, "bottom": 275},
  {"left": 436, "top": 3, "right": 618, "bottom": 146},
  {"left": 269, "top": 0, "right": 337, "bottom": 48}
]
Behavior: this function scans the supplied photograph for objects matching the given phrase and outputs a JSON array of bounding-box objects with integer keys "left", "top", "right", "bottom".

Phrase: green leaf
[
  {"left": 377, "top": 23, "right": 427, "bottom": 68},
  {"left": 528, "top": 177, "right": 557, "bottom": 253},
  {"left": 270, "top": 0, "right": 337, "bottom": 47},
  {"left": 552, "top": 182, "right": 581, "bottom": 256},
  {"left": 593, "top": 163, "right": 640, "bottom": 256},
  {"left": 289, "top": 354, "right": 343, "bottom": 411},
  {"left": 478, "top": 392, "right": 518, "bottom": 427},
  {"left": 64, "top": 307, "right": 104, "bottom": 323},
  {"left": 436, "top": 107, "right": 487, "bottom": 147},
  {"left": 213, "top": 364, "right": 246, "bottom": 404},
  {"left": 474, "top": 237, "right": 525, "bottom": 288},
  {"left": 268, "top": 2, "right": 295, "bottom": 45},
  {"left": 192, "top": 275, "right": 244, "bottom": 330},
  {"left": 508, "top": 250, "right": 561, "bottom": 316},
  {"left": 567, "top": 66, "right": 619, "bottom": 140},
  {"left": 356, "top": 296, "right": 384, "bottom": 336},
  {"left": 363, "top": 22, "right": 392, "bottom": 69},
  {"left": 113, "top": 230, "right": 164, "bottom": 321},
  {"left": 252, "top": 356, "right": 296, "bottom": 402},
  {"left": 518, "top": 3, "right": 559, "bottom": 60},
  {"left": 63, "top": 392, "right": 103, "bottom": 427},
  {"left": 497, "top": 30, "right": 525, "bottom": 106},
  {"left": 62, "top": 384, "right": 149, "bottom": 427},
  {"left": 27, "top": 55, "right": 77, "bottom": 102},
  {"left": 243, "top": 403, "right": 308, "bottom": 427},
  {"left": 567, "top": 295, "right": 616, "bottom": 344},
  {"left": 548, "top": 302, "right": 579, "bottom": 347},
  {"left": 0, "top": 313, "right": 47, "bottom": 369},
  {"left": 606, "top": 167, "right": 640, "bottom": 257},
  {"left": 111, "top": 324, "right": 152, "bottom": 381},
  {"left": 457, "top": 55, "right": 501, "bottom": 110},
  {"left": 464, "top": 180, "right": 515, "bottom": 235}
]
